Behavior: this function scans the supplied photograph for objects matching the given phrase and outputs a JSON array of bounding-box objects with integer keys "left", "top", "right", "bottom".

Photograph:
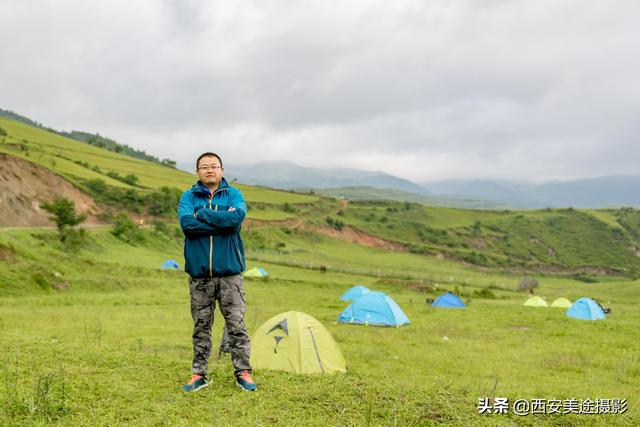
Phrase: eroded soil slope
[{"left": 0, "top": 153, "right": 99, "bottom": 226}]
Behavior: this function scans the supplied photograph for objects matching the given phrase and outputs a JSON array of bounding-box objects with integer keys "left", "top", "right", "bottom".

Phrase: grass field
[
  {"left": 1, "top": 227, "right": 639, "bottom": 426},
  {"left": 1, "top": 116, "right": 640, "bottom": 425}
]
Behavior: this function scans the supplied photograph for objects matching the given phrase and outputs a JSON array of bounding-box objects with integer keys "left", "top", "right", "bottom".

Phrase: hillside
[
  {"left": 2, "top": 116, "right": 640, "bottom": 278},
  {"left": 0, "top": 117, "right": 320, "bottom": 222},
  {"left": 314, "top": 186, "right": 508, "bottom": 209},
  {"left": 0, "top": 108, "right": 171, "bottom": 167}
]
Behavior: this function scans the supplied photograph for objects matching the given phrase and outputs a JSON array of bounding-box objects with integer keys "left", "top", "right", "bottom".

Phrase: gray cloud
[{"left": 1, "top": 0, "right": 639, "bottom": 182}]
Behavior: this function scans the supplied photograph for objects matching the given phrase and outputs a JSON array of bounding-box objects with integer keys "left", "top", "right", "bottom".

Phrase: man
[{"left": 177, "top": 152, "right": 257, "bottom": 392}]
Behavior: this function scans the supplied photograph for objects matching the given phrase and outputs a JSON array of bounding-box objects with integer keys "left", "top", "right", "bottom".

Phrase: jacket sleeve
[
  {"left": 178, "top": 192, "right": 230, "bottom": 237},
  {"left": 195, "top": 188, "right": 247, "bottom": 230}
]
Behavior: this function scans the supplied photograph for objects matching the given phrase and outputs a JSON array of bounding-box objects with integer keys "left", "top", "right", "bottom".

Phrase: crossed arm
[{"left": 178, "top": 192, "right": 247, "bottom": 238}]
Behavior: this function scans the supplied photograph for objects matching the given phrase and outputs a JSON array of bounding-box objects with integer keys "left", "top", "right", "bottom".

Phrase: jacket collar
[{"left": 191, "top": 177, "right": 230, "bottom": 196}]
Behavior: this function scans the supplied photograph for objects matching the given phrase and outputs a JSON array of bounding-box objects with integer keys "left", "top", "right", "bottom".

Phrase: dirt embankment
[
  {"left": 0, "top": 153, "right": 100, "bottom": 227},
  {"left": 309, "top": 224, "right": 408, "bottom": 251},
  {"left": 245, "top": 217, "right": 407, "bottom": 251}
]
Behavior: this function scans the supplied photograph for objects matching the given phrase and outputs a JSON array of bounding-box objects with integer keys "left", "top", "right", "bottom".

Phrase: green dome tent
[
  {"left": 251, "top": 311, "right": 347, "bottom": 374},
  {"left": 550, "top": 297, "right": 572, "bottom": 308},
  {"left": 523, "top": 296, "right": 549, "bottom": 307}
]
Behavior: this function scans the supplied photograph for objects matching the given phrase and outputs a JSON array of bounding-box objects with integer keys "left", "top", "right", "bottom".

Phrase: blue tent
[
  {"left": 161, "top": 259, "right": 179, "bottom": 270},
  {"left": 339, "top": 285, "right": 370, "bottom": 301},
  {"left": 566, "top": 297, "right": 606, "bottom": 320},
  {"left": 432, "top": 291, "right": 466, "bottom": 308},
  {"left": 338, "top": 292, "right": 410, "bottom": 327}
]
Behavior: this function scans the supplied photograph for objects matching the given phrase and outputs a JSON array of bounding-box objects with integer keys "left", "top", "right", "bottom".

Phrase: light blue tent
[
  {"left": 339, "top": 285, "right": 370, "bottom": 301},
  {"left": 566, "top": 297, "right": 606, "bottom": 320},
  {"left": 161, "top": 259, "right": 179, "bottom": 270},
  {"left": 338, "top": 292, "right": 410, "bottom": 327},
  {"left": 432, "top": 291, "right": 466, "bottom": 308}
]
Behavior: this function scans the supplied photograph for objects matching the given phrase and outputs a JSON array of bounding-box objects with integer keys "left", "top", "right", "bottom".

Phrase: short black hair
[{"left": 196, "top": 152, "right": 223, "bottom": 169}]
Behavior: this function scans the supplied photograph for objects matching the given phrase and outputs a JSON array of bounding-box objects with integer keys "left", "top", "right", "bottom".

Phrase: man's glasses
[{"left": 198, "top": 165, "right": 222, "bottom": 171}]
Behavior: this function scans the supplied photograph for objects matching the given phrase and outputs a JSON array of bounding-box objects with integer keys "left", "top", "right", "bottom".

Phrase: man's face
[{"left": 196, "top": 156, "right": 224, "bottom": 187}]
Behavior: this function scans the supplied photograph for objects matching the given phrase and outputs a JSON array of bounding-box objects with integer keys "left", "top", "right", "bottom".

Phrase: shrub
[
  {"left": 572, "top": 274, "right": 599, "bottom": 283},
  {"left": 325, "top": 216, "right": 345, "bottom": 231},
  {"left": 280, "top": 227, "right": 292, "bottom": 235},
  {"left": 463, "top": 251, "right": 488, "bottom": 265},
  {"left": 123, "top": 174, "right": 139, "bottom": 186},
  {"left": 146, "top": 187, "right": 182, "bottom": 217},
  {"left": 153, "top": 220, "right": 171, "bottom": 236},
  {"left": 472, "top": 221, "right": 482, "bottom": 235},
  {"left": 33, "top": 272, "right": 51, "bottom": 290},
  {"left": 41, "top": 198, "right": 87, "bottom": 242},
  {"left": 242, "top": 229, "right": 267, "bottom": 250},
  {"left": 282, "top": 203, "right": 297, "bottom": 213},
  {"left": 473, "top": 288, "right": 497, "bottom": 299},
  {"left": 111, "top": 213, "right": 145, "bottom": 244}
]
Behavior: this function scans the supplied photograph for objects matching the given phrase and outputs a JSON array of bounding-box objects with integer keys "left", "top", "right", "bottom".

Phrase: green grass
[
  {"left": 582, "top": 209, "right": 624, "bottom": 229},
  {"left": 4, "top": 115, "right": 640, "bottom": 278},
  {"left": 0, "top": 117, "right": 194, "bottom": 190},
  {"left": 1, "top": 227, "right": 639, "bottom": 425},
  {"left": 0, "top": 117, "right": 320, "bottom": 208},
  {"left": 333, "top": 202, "right": 640, "bottom": 275}
]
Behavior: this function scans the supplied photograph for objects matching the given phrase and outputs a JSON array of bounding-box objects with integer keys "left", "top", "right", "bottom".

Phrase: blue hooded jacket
[{"left": 178, "top": 178, "right": 246, "bottom": 278}]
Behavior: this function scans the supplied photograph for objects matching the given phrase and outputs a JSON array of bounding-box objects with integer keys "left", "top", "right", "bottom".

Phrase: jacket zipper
[
  {"left": 208, "top": 194, "right": 213, "bottom": 277},
  {"left": 208, "top": 187, "right": 225, "bottom": 277}
]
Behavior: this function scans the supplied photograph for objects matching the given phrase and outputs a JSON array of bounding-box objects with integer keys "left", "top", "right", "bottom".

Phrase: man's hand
[{"left": 194, "top": 207, "right": 233, "bottom": 217}]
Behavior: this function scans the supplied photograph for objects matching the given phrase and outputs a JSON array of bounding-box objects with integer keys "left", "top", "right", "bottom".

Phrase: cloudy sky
[{"left": 1, "top": 0, "right": 639, "bottom": 183}]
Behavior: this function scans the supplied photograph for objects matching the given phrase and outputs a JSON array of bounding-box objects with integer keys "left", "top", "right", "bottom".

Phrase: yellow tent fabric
[
  {"left": 251, "top": 311, "right": 347, "bottom": 374},
  {"left": 523, "top": 296, "right": 549, "bottom": 307},
  {"left": 244, "top": 267, "right": 266, "bottom": 277},
  {"left": 550, "top": 297, "right": 572, "bottom": 308}
]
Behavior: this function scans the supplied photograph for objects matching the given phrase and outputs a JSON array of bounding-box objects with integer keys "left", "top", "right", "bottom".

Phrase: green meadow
[
  {"left": 1, "top": 228, "right": 639, "bottom": 426},
  {"left": 1, "top": 116, "right": 640, "bottom": 425}
]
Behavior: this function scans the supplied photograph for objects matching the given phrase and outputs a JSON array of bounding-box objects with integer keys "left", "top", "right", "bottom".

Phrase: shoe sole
[
  {"left": 184, "top": 382, "right": 209, "bottom": 392},
  {"left": 235, "top": 381, "right": 256, "bottom": 392}
]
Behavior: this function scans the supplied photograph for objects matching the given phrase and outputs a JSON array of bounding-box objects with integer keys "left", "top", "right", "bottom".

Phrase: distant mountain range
[
  {"left": 313, "top": 186, "right": 509, "bottom": 209},
  {"left": 220, "top": 161, "right": 640, "bottom": 209},
  {"left": 423, "top": 177, "right": 640, "bottom": 208},
  {"left": 225, "top": 161, "right": 428, "bottom": 195}
]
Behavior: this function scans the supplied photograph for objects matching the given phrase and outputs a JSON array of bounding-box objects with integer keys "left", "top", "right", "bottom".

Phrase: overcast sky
[{"left": 1, "top": 0, "right": 639, "bottom": 183}]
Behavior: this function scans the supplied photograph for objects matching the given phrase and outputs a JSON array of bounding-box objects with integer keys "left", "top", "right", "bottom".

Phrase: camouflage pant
[{"left": 189, "top": 274, "right": 251, "bottom": 376}]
